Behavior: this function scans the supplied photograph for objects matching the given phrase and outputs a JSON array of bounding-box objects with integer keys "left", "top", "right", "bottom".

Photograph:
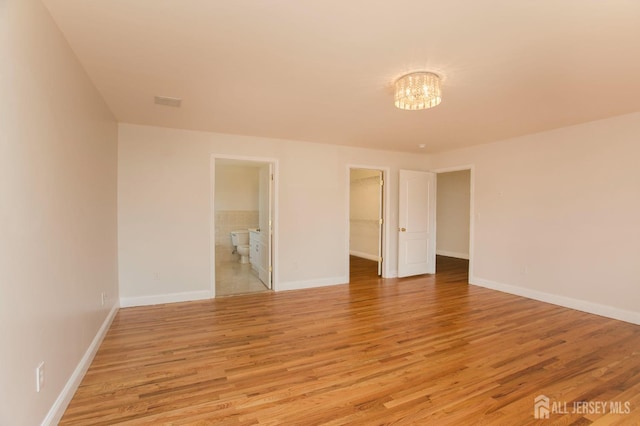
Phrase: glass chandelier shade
[{"left": 394, "top": 72, "right": 442, "bottom": 110}]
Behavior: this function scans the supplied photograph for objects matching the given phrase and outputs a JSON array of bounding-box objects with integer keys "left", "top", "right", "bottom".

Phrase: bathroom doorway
[
  {"left": 213, "top": 157, "right": 276, "bottom": 297},
  {"left": 348, "top": 167, "right": 385, "bottom": 282}
]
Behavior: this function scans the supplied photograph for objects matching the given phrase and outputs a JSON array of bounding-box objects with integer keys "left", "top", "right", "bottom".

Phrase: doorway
[
  {"left": 435, "top": 168, "right": 472, "bottom": 277},
  {"left": 213, "top": 157, "right": 275, "bottom": 297},
  {"left": 349, "top": 167, "right": 384, "bottom": 282}
]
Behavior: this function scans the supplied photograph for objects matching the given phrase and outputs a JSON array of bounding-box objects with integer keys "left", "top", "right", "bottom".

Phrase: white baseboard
[
  {"left": 120, "top": 290, "right": 212, "bottom": 308},
  {"left": 277, "top": 276, "right": 347, "bottom": 292},
  {"left": 436, "top": 250, "right": 470, "bottom": 260},
  {"left": 42, "top": 303, "right": 119, "bottom": 426},
  {"left": 349, "top": 250, "right": 379, "bottom": 262},
  {"left": 470, "top": 276, "right": 640, "bottom": 325}
]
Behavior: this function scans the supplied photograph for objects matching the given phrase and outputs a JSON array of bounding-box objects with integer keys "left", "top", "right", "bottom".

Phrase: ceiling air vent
[{"left": 154, "top": 96, "right": 182, "bottom": 107}]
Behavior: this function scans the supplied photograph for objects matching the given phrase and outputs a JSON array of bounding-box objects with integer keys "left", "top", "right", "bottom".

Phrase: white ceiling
[{"left": 42, "top": 0, "right": 640, "bottom": 153}]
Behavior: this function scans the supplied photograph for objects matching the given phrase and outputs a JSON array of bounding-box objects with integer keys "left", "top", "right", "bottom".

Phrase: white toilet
[{"left": 230, "top": 230, "right": 250, "bottom": 263}]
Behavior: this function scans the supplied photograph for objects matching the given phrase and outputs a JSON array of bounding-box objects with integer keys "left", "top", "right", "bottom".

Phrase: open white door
[
  {"left": 258, "top": 164, "right": 273, "bottom": 288},
  {"left": 398, "top": 170, "right": 436, "bottom": 277}
]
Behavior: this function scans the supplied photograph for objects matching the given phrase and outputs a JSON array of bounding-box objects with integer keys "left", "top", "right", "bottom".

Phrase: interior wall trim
[
  {"left": 349, "top": 250, "right": 380, "bottom": 262},
  {"left": 470, "top": 276, "right": 640, "bottom": 325},
  {"left": 346, "top": 164, "right": 391, "bottom": 279},
  {"left": 120, "top": 290, "right": 212, "bottom": 308},
  {"left": 42, "top": 303, "right": 120, "bottom": 425},
  {"left": 432, "top": 165, "right": 474, "bottom": 281},
  {"left": 277, "top": 276, "right": 348, "bottom": 292},
  {"left": 435, "top": 250, "right": 470, "bottom": 260}
]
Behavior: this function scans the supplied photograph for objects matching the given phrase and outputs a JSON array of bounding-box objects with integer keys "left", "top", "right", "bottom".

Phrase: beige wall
[
  {"left": 0, "top": 1, "right": 118, "bottom": 424},
  {"left": 215, "top": 164, "right": 260, "bottom": 211},
  {"left": 436, "top": 170, "right": 470, "bottom": 259},
  {"left": 214, "top": 164, "right": 260, "bottom": 252},
  {"left": 118, "top": 124, "right": 431, "bottom": 301},
  {"left": 350, "top": 169, "right": 382, "bottom": 260},
  {"left": 431, "top": 112, "right": 640, "bottom": 323}
]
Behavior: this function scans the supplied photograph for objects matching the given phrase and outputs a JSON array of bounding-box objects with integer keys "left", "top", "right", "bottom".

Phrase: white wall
[
  {"left": 431, "top": 112, "right": 640, "bottom": 324},
  {"left": 118, "top": 124, "right": 430, "bottom": 301},
  {"left": 0, "top": 1, "right": 119, "bottom": 424},
  {"left": 436, "top": 170, "right": 470, "bottom": 259}
]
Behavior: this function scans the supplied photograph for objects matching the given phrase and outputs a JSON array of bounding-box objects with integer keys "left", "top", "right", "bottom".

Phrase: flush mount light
[{"left": 394, "top": 72, "right": 442, "bottom": 110}]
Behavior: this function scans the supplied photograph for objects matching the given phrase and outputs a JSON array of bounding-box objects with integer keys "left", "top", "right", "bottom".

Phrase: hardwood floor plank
[{"left": 60, "top": 256, "right": 640, "bottom": 424}]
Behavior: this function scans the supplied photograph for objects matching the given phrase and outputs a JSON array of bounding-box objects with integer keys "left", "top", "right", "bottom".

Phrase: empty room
[{"left": 2, "top": 1, "right": 640, "bottom": 424}]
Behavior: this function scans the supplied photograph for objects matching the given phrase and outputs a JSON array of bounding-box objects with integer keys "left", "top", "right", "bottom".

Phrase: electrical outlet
[
  {"left": 36, "top": 362, "right": 45, "bottom": 392},
  {"left": 101, "top": 292, "right": 106, "bottom": 306}
]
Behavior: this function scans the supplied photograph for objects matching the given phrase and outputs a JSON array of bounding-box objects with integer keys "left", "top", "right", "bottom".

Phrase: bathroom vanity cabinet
[{"left": 249, "top": 229, "right": 260, "bottom": 272}]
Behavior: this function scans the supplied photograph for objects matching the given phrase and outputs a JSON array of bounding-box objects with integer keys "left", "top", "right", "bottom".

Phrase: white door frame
[
  {"left": 210, "top": 154, "right": 279, "bottom": 298},
  {"left": 346, "top": 165, "right": 391, "bottom": 279},
  {"left": 258, "top": 163, "right": 273, "bottom": 289},
  {"left": 432, "top": 164, "right": 474, "bottom": 279}
]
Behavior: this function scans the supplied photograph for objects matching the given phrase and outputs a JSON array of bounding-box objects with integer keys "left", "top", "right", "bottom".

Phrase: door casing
[
  {"left": 346, "top": 165, "right": 391, "bottom": 279},
  {"left": 210, "top": 155, "right": 278, "bottom": 297}
]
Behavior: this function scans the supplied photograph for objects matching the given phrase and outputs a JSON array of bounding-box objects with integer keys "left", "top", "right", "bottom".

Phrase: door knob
[{"left": 399, "top": 227, "right": 406, "bottom": 232}]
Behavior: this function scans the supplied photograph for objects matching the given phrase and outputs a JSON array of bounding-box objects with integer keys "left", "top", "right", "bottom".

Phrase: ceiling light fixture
[{"left": 394, "top": 72, "right": 442, "bottom": 110}]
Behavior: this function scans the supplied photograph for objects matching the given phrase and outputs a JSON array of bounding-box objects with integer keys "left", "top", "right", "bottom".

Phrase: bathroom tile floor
[{"left": 215, "top": 257, "right": 269, "bottom": 297}]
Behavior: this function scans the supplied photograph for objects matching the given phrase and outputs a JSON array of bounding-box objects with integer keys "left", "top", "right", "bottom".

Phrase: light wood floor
[{"left": 61, "top": 256, "right": 640, "bottom": 425}]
